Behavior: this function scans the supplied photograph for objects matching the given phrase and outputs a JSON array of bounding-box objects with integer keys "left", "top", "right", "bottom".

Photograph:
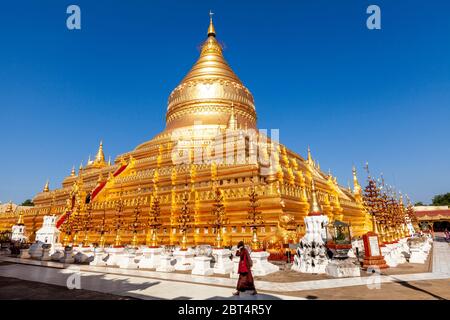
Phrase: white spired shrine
[
  {"left": 11, "top": 211, "right": 27, "bottom": 243},
  {"left": 292, "top": 180, "right": 329, "bottom": 274},
  {"left": 35, "top": 215, "right": 60, "bottom": 245}
]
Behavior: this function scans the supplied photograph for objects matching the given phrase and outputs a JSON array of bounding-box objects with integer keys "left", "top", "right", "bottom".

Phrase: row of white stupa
[
  {"left": 5, "top": 214, "right": 432, "bottom": 279},
  {"left": 7, "top": 215, "right": 279, "bottom": 277}
]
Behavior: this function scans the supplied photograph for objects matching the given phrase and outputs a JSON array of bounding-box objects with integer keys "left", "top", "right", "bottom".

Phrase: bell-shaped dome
[{"left": 165, "top": 16, "right": 257, "bottom": 132}]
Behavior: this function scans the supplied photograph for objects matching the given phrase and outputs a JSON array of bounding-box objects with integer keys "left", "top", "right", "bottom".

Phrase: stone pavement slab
[{"left": 0, "top": 263, "right": 299, "bottom": 300}]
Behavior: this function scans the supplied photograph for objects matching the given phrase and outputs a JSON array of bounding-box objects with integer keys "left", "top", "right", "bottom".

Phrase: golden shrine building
[{"left": 0, "top": 17, "right": 373, "bottom": 250}]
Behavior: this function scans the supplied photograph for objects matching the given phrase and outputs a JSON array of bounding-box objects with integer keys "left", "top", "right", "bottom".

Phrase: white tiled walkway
[
  {"left": 0, "top": 263, "right": 299, "bottom": 300},
  {"left": 0, "top": 240, "right": 448, "bottom": 299}
]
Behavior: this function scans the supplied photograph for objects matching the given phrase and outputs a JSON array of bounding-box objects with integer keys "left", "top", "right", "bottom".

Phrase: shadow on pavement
[{"left": 391, "top": 277, "right": 446, "bottom": 300}]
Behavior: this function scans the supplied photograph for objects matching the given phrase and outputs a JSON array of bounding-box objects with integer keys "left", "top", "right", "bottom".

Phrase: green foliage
[
  {"left": 414, "top": 201, "right": 425, "bottom": 206},
  {"left": 20, "top": 199, "right": 34, "bottom": 207},
  {"left": 431, "top": 193, "right": 450, "bottom": 206}
]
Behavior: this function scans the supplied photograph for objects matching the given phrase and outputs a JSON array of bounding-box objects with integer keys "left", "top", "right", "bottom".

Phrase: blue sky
[{"left": 1, "top": 0, "right": 449, "bottom": 204}]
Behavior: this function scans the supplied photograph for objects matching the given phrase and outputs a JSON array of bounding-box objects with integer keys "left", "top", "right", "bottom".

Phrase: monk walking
[{"left": 233, "top": 241, "right": 257, "bottom": 296}]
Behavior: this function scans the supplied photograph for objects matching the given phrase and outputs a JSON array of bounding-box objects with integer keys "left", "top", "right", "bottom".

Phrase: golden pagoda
[{"left": 0, "top": 14, "right": 372, "bottom": 248}]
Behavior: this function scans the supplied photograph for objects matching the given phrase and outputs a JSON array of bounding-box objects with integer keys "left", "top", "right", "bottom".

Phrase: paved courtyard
[
  {"left": 0, "top": 239, "right": 448, "bottom": 300},
  {"left": 0, "top": 275, "right": 136, "bottom": 300}
]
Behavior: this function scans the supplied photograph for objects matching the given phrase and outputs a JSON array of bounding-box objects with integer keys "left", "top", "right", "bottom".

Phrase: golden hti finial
[
  {"left": 70, "top": 166, "right": 76, "bottom": 177},
  {"left": 208, "top": 10, "right": 216, "bottom": 37},
  {"left": 17, "top": 210, "right": 24, "bottom": 225},
  {"left": 108, "top": 156, "right": 111, "bottom": 166},
  {"left": 372, "top": 215, "right": 379, "bottom": 234},
  {"left": 307, "top": 146, "right": 312, "bottom": 163},
  {"left": 309, "top": 179, "right": 323, "bottom": 216},
  {"left": 352, "top": 165, "right": 361, "bottom": 194},
  {"left": 43, "top": 180, "right": 50, "bottom": 193},
  {"left": 95, "top": 140, "right": 105, "bottom": 164}
]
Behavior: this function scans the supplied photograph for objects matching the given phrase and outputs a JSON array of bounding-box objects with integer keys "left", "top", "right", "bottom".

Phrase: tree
[
  {"left": 432, "top": 193, "right": 450, "bottom": 206},
  {"left": 414, "top": 202, "right": 425, "bottom": 206},
  {"left": 20, "top": 199, "right": 34, "bottom": 206}
]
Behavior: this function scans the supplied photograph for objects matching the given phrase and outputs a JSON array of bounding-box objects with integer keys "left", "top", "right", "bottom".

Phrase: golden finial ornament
[
  {"left": 208, "top": 10, "right": 216, "bottom": 37},
  {"left": 17, "top": 210, "right": 24, "bottom": 225},
  {"left": 309, "top": 179, "right": 322, "bottom": 215},
  {"left": 352, "top": 165, "right": 362, "bottom": 195},
  {"left": 43, "top": 180, "right": 50, "bottom": 193},
  {"left": 95, "top": 140, "right": 105, "bottom": 164},
  {"left": 70, "top": 166, "right": 76, "bottom": 177},
  {"left": 307, "top": 146, "right": 312, "bottom": 164}
]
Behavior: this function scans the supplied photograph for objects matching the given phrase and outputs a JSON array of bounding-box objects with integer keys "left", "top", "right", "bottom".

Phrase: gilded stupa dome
[{"left": 165, "top": 15, "right": 257, "bottom": 132}]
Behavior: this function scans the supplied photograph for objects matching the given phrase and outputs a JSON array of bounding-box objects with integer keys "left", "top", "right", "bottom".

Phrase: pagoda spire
[
  {"left": 352, "top": 165, "right": 362, "bottom": 195},
  {"left": 70, "top": 166, "right": 76, "bottom": 177},
  {"left": 94, "top": 140, "right": 105, "bottom": 164},
  {"left": 17, "top": 210, "right": 24, "bottom": 225},
  {"left": 43, "top": 180, "right": 50, "bottom": 193},
  {"left": 309, "top": 180, "right": 323, "bottom": 216},
  {"left": 307, "top": 146, "right": 312, "bottom": 163},
  {"left": 208, "top": 10, "right": 216, "bottom": 37}
]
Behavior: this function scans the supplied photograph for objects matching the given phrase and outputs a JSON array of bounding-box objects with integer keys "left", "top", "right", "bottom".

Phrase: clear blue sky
[{"left": 1, "top": 0, "right": 449, "bottom": 205}]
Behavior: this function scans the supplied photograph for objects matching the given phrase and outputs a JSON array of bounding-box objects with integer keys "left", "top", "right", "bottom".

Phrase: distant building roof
[{"left": 414, "top": 206, "right": 450, "bottom": 221}]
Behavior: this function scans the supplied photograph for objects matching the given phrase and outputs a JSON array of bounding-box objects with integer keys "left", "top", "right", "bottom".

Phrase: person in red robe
[{"left": 233, "top": 241, "right": 257, "bottom": 296}]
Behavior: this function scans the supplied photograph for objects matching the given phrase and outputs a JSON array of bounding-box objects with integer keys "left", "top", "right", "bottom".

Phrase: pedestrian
[
  {"left": 233, "top": 241, "right": 257, "bottom": 296},
  {"left": 286, "top": 249, "right": 291, "bottom": 263}
]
